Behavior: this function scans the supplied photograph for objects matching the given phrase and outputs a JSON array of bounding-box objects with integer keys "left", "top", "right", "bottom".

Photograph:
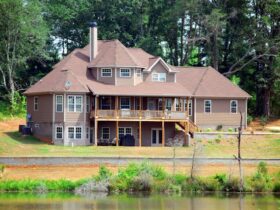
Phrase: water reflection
[{"left": 0, "top": 192, "right": 279, "bottom": 210}]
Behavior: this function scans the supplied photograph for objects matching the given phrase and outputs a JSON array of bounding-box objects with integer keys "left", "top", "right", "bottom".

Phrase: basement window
[
  {"left": 56, "top": 126, "right": 63, "bottom": 139},
  {"left": 68, "top": 126, "right": 82, "bottom": 140},
  {"left": 101, "top": 127, "right": 110, "bottom": 140}
]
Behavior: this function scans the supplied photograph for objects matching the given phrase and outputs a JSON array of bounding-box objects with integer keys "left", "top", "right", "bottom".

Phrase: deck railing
[{"left": 91, "top": 109, "right": 188, "bottom": 120}]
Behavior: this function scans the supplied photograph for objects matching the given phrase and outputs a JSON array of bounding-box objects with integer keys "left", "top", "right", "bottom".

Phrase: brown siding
[
  {"left": 27, "top": 95, "right": 53, "bottom": 123},
  {"left": 97, "top": 67, "right": 116, "bottom": 84},
  {"left": 116, "top": 68, "right": 135, "bottom": 86},
  {"left": 134, "top": 68, "right": 143, "bottom": 85},
  {"left": 143, "top": 62, "right": 175, "bottom": 83},
  {"left": 195, "top": 98, "right": 246, "bottom": 128},
  {"left": 65, "top": 94, "right": 85, "bottom": 122}
]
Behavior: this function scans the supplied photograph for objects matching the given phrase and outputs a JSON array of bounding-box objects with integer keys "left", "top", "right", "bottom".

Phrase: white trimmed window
[
  {"left": 101, "top": 68, "right": 112, "bottom": 77},
  {"left": 152, "top": 73, "right": 166, "bottom": 82},
  {"left": 120, "top": 68, "right": 131, "bottom": 77},
  {"left": 119, "top": 127, "right": 132, "bottom": 139},
  {"left": 165, "top": 98, "right": 172, "bottom": 111},
  {"left": 101, "top": 127, "right": 110, "bottom": 140},
  {"left": 230, "top": 100, "right": 238, "bottom": 113},
  {"left": 67, "top": 95, "right": 83, "bottom": 112},
  {"left": 136, "top": 69, "right": 142, "bottom": 77},
  {"left": 55, "top": 126, "right": 63, "bottom": 139},
  {"left": 68, "top": 126, "right": 82, "bottom": 140},
  {"left": 120, "top": 97, "right": 130, "bottom": 110},
  {"left": 204, "top": 100, "right": 212, "bottom": 113},
  {"left": 76, "top": 127, "right": 82, "bottom": 139},
  {"left": 68, "top": 127, "right": 75, "bottom": 139},
  {"left": 86, "top": 96, "right": 90, "bottom": 113},
  {"left": 175, "top": 98, "right": 181, "bottom": 111},
  {"left": 56, "top": 95, "right": 63, "bottom": 112},
  {"left": 34, "top": 96, "right": 38, "bottom": 111}
]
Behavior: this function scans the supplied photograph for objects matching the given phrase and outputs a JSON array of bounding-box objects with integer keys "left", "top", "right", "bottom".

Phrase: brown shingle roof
[
  {"left": 25, "top": 39, "right": 250, "bottom": 99},
  {"left": 176, "top": 66, "right": 250, "bottom": 98}
]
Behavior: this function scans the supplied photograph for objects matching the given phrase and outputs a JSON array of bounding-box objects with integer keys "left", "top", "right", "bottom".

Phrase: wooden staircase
[{"left": 176, "top": 120, "right": 199, "bottom": 138}]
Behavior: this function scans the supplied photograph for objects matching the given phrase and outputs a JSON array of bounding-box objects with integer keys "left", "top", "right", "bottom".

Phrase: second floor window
[
  {"left": 152, "top": 73, "right": 166, "bottom": 82},
  {"left": 120, "top": 97, "right": 130, "bottom": 110},
  {"left": 136, "top": 69, "right": 142, "bottom": 77},
  {"left": 68, "top": 95, "right": 83, "bottom": 112},
  {"left": 101, "top": 68, "right": 112, "bottom": 77},
  {"left": 120, "top": 68, "right": 131, "bottom": 77},
  {"left": 56, "top": 95, "right": 63, "bottom": 112},
  {"left": 230, "top": 100, "right": 238, "bottom": 113},
  {"left": 204, "top": 100, "right": 212, "bottom": 113}
]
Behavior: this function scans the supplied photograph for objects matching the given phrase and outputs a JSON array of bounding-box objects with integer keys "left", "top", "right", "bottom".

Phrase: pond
[{"left": 0, "top": 192, "right": 279, "bottom": 210}]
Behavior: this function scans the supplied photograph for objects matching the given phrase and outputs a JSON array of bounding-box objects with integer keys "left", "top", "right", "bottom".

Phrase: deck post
[
  {"left": 162, "top": 120, "right": 165, "bottom": 147},
  {"left": 116, "top": 120, "right": 119, "bottom": 146},
  {"left": 94, "top": 96, "right": 99, "bottom": 146},
  {"left": 139, "top": 121, "right": 142, "bottom": 147}
]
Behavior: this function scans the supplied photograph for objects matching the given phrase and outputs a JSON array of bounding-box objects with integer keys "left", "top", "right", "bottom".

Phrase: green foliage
[
  {"left": 247, "top": 115, "right": 253, "bottom": 125},
  {"left": 260, "top": 116, "right": 268, "bottom": 126},
  {"left": 0, "top": 164, "right": 5, "bottom": 174},
  {"left": 250, "top": 162, "right": 272, "bottom": 192},
  {"left": 95, "top": 165, "right": 112, "bottom": 181},
  {"left": 227, "top": 128, "right": 234, "bottom": 132}
]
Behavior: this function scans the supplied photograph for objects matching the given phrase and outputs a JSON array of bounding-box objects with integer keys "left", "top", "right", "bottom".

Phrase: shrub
[
  {"left": 260, "top": 116, "right": 268, "bottom": 126},
  {"left": 215, "top": 138, "right": 221, "bottom": 144},
  {"left": 247, "top": 115, "right": 253, "bottom": 125},
  {"left": 206, "top": 128, "right": 212, "bottom": 132},
  {"left": 95, "top": 165, "right": 112, "bottom": 181},
  {"left": 214, "top": 174, "right": 227, "bottom": 185},
  {"left": 0, "top": 164, "right": 5, "bottom": 173},
  {"left": 250, "top": 162, "right": 272, "bottom": 192},
  {"left": 227, "top": 128, "right": 234, "bottom": 132},
  {"left": 172, "top": 174, "right": 187, "bottom": 185},
  {"left": 273, "top": 182, "right": 280, "bottom": 192},
  {"left": 130, "top": 172, "right": 153, "bottom": 192},
  {"left": 216, "top": 125, "right": 223, "bottom": 131}
]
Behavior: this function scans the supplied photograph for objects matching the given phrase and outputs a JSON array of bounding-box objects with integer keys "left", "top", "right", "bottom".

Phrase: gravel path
[{"left": 1, "top": 157, "right": 280, "bottom": 166}]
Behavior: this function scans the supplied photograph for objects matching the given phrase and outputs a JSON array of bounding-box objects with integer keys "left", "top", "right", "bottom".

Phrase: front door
[
  {"left": 151, "top": 128, "right": 162, "bottom": 146},
  {"left": 90, "top": 128, "right": 94, "bottom": 144}
]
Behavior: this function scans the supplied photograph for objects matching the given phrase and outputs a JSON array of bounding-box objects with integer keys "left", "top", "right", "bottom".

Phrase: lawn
[{"left": 0, "top": 130, "right": 280, "bottom": 158}]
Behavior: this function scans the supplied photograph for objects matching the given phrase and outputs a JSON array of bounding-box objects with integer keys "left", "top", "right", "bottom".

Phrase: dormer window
[
  {"left": 101, "top": 68, "right": 112, "bottom": 77},
  {"left": 152, "top": 73, "right": 166, "bottom": 82},
  {"left": 120, "top": 68, "right": 131, "bottom": 77}
]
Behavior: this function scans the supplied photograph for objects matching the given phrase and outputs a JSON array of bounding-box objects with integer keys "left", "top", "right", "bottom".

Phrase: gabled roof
[
  {"left": 176, "top": 66, "right": 251, "bottom": 98},
  {"left": 144, "top": 57, "right": 179, "bottom": 73}
]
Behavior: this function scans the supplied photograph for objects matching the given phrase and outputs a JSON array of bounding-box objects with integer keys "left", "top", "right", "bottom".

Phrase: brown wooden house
[{"left": 24, "top": 22, "right": 250, "bottom": 146}]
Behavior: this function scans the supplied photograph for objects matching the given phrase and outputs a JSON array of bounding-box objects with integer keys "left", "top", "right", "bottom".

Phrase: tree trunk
[{"left": 210, "top": 33, "right": 219, "bottom": 70}]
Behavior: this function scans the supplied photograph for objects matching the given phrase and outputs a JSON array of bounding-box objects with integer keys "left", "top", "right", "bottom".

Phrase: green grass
[{"left": 0, "top": 131, "right": 280, "bottom": 158}]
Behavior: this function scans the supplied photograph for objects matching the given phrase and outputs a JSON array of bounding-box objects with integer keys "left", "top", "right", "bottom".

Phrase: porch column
[
  {"left": 185, "top": 97, "right": 189, "bottom": 119},
  {"left": 116, "top": 120, "right": 119, "bottom": 146},
  {"left": 162, "top": 121, "right": 165, "bottom": 147},
  {"left": 94, "top": 96, "right": 99, "bottom": 146},
  {"left": 139, "top": 121, "right": 142, "bottom": 147}
]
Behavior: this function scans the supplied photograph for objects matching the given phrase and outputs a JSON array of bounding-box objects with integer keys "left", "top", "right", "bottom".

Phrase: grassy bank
[
  {"left": 0, "top": 131, "right": 280, "bottom": 158},
  {"left": 0, "top": 162, "right": 280, "bottom": 193}
]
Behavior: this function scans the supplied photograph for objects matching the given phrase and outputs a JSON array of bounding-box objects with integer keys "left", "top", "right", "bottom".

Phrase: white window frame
[
  {"left": 152, "top": 73, "right": 166, "bottom": 82},
  {"left": 34, "top": 96, "right": 38, "bottom": 111},
  {"left": 136, "top": 69, "right": 142, "bottom": 77},
  {"left": 56, "top": 95, "right": 63, "bottom": 112},
  {"left": 86, "top": 96, "right": 90, "bottom": 113},
  {"left": 120, "top": 68, "right": 131, "bottom": 77},
  {"left": 86, "top": 127, "right": 89, "bottom": 139},
  {"left": 101, "top": 68, "right": 112, "bottom": 77},
  {"left": 230, "top": 100, "right": 238, "bottom": 113},
  {"left": 55, "top": 126, "right": 63, "bottom": 139},
  {"left": 119, "top": 127, "right": 132, "bottom": 139},
  {"left": 101, "top": 127, "right": 110, "bottom": 140},
  {"left": 120, "top": 97, "right": 131, "bottom": 110},
  {"left": 67, "top": 95, "right": 83, "bottom": 112},
  {"left": 204, "top": 100, "right": 212, "bottom": 113},
  {"left": 184, "top": 100, "right": 192, "bottom": 116},
  {"left": 67, "top": 126, "right": 82, "bottom": 140}
]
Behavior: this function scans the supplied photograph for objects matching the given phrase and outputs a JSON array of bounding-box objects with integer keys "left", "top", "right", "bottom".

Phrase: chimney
[{"left": 89, "top": 21, "right": 98, "bottom": 62}]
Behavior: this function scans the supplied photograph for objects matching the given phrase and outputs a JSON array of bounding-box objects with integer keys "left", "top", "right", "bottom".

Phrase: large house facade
[{"left": 24, "top": 23, "right": 250, "bottom": 146}]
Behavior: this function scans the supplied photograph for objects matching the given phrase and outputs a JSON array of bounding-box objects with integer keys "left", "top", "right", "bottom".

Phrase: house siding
[
  {"left": 116, "top": 68, "right": 135, "bottom": 86},
  {"left": 195, "top": 98, "right": 246, "bottom": 129},
  {"left": 97, "top": 67, "right": 116, "bottom": 85}
]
